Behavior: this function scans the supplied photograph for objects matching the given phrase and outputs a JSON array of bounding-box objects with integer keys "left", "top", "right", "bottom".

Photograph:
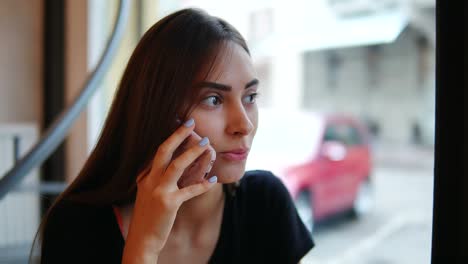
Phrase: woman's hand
[
  {"left": 175, "top": 129, "right": 217, "bottom": 188},
  {"left": 122, "top": 119, "right": 217, "bottom": 263}
]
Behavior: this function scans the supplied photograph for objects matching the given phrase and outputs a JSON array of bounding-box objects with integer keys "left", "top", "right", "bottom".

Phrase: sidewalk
[{"left": 372, "top": 142, "right": 434, "bottom": 170}]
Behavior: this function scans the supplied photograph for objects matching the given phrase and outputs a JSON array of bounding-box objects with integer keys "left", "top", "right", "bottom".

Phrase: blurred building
[
  {"left": 243, "top": 0, "right": 436, "bottom": 146},
  {"left": 301, "top": 26, "right": 435, "bottom": 146},
  {"left": 267, "top": 0, "right": 433, "bottom": 146}
]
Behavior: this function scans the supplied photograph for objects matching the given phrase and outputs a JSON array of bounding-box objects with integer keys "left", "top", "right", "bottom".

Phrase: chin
[{"left": 211, "top": 162, "right": 246, "bottom": 184}]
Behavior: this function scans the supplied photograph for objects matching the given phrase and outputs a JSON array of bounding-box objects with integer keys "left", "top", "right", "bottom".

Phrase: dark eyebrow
[
  {"left": 245, "top": 78, "right": 259, "bottom": 89},
  {"left": 196, "top": 78, "right": 259, "bottom": 91},
  {"left": 196, "top": 82, "right": 231, "bottom": 91}
]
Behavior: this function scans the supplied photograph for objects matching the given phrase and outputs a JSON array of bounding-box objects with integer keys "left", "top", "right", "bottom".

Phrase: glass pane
[
  {"left": 156, "top": 1, "right": 435, "bottom": 263},
  {"left": 86, "top": 0, "right": 435, "bottom": 262}
]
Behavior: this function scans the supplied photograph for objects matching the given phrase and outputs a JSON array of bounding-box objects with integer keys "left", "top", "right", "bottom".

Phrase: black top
[{"left": 41, "top": 170, "right": 314, "bottom": 263}]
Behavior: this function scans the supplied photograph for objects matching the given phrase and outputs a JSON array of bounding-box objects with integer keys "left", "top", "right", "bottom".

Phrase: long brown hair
[{"left": 33, "top": 7, "right": 249, "bottom": 261}]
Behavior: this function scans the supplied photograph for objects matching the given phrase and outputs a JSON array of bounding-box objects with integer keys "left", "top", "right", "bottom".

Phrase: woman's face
[{"left": 189, "top": 42, "right": 259, "bottom": 184}]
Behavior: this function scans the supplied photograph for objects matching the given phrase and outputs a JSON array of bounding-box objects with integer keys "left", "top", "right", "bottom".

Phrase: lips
[{"left": 219, "top": 148, "right": 249, "bottom": 161}]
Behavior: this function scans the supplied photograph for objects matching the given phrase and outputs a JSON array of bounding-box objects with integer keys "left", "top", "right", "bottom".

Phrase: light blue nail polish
[
  {"left": 184, "top": 118, "right": 194, "bottom": 127},
  {"left": 208, "top": 176, "right": 217, "bottom": 183},
  {"left": 199, "top": 137, "right": 209, "bottom": 146}
]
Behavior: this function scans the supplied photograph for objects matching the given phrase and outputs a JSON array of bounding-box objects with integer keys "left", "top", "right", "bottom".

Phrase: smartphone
[{"left": 172, "top": 121, "right": 216, "bottom": 188}]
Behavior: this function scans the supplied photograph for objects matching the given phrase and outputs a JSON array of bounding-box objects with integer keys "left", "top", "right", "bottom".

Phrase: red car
[{"left": 246, "top": 108, "right": 374, "bottom": 232}]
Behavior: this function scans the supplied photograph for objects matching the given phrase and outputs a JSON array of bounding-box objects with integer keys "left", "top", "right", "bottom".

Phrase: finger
[
  {"left": 172, "top": 131, "right": 202, "bottom": 159},
  {"left": 150, "top": 118, "right": 195, "bottom": 180},
  {"left": 178, "top": 176, "right": 218, "bottom": 202},
  {"left": 162, "top": 137, "right": 211, "bottom": 187},
  {"left": 175, "top": 130, "right": 216, "bottom": 162},
  {"left": 199, "top": 148, "right": 216, "bottom": 179},
  {"left": 188, "top": 131, "right": 202, "bottom": 143},
  {"left": 191, "top": 130, "right": 216, "bottom": 162},
  {"left": 189, "top": 130, "right": 216, "bottom": 175},
  {"left": 176, "top": 148, "right": 215, "bottom": 188}
]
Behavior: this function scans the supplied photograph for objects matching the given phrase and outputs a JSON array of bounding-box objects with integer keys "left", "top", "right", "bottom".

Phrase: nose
[{"left": 225, "top": 103, "right": 254, "bottom": 136}]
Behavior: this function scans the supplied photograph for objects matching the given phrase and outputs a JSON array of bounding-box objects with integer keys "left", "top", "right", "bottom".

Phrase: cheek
[
  {"left": 191, "top": 114, "right": 224, "bottom": 150},
  {"left": 249, "top": 107, "right": 259, "bottom": 137}
]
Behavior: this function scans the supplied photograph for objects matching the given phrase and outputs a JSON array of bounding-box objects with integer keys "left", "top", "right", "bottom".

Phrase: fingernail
[
  {"left": 208, "top": 176, "right": 217, "bottom": 183},
  {"left": 184, "top": 118, "right": 194, "bottom": 127},
  {"left": 199, "top": 137, "right": 209, "bottom": 146}
]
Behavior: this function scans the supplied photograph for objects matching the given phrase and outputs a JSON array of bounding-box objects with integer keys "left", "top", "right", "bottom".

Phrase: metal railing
[
  {"left": 0, "top": 124, "right": 40, "bottom": 248},
  {"left": 0, "top": 0, "right": 130, "bottom": 200},
  {"left": 0, "top": 1, "right": 130, "bottom": 261}
]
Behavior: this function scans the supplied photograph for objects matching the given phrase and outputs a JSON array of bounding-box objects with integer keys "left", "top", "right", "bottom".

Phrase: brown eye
[
  {"left": 243, "top": 93, "right": 258, "bottom": 104},
  {"left": 201, "top": 95, "right": 222, "bottom": 107}
]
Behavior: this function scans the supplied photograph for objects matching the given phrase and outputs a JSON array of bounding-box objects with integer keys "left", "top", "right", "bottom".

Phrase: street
[{"left": 301, "top": 165, "right": 434, "bottom": 264}]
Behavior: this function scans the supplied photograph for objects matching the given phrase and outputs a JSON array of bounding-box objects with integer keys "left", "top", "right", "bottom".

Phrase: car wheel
[
  {"left": 351, "top": 177, "right": 374, "bottom": 218},
  {"left": 295, "top": 190, "right": 314, "bottom": 233}
]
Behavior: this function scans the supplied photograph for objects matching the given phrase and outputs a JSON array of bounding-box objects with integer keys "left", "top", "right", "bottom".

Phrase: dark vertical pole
[
  {"left": 42, "top": 0, "right": 66, "bottom": 216},
  {"left": 431, "top": 0, "right": 467, "bottom": 262}
]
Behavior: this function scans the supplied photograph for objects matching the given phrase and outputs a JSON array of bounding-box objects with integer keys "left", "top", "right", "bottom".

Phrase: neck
[{"left": 172, "top": 183, "right": 224, "bottom": 231}]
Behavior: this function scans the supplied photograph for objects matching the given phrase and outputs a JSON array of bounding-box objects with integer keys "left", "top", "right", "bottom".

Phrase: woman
[{"left": 36, "top": 8, "right": 314, "bottom": 263}]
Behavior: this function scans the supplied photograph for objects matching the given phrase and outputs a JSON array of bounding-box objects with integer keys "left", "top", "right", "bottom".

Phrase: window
[{"left": 324, "top": 123, "right": 363, "bottom": 146}]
